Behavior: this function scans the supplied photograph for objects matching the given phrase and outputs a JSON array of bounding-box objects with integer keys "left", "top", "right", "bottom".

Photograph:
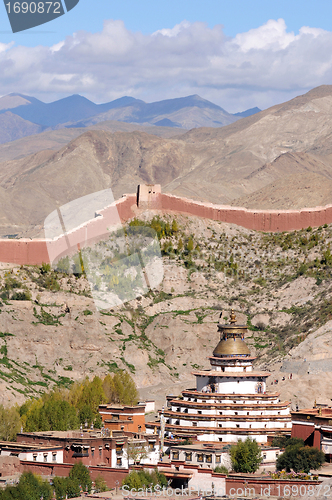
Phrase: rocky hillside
[{"left": 1, "top": 212, "right": 332, "bottom": 410}]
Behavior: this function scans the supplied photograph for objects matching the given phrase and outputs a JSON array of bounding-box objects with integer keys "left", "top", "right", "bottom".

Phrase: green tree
[
  {"left": 272, "top": 436, "right": 302, "bottom": 448},
  {"left": 112, "top": 370, "right": 139, "bottom": 405},
  {"left": 21, "top": 392, "right": 79, "bottom": 432},
  {"left": 94, "top": 475, "right": 108, "bottom": 493},
  {"left": 64, "top": 478, "right": 81, "bottom": 499},
  {"left": 186, "top": 237, "right": 194, "bottom": 253},
  {"left": 277, "top": 441, "right": 325, "bottom": 473},
  {"left": 69, "top": 461, "right": 92, "bottom": 493},
  {"left": 53, "top": 476, "right": 68, "bottom": 500},
  {"left": 177, "top": 238, "right": 183, "bottom": 254},
  {"left": 52, "top": 476, "right": 81, "bottom": 500},
  {"left": 230, "top": 437, "right": 262, "bottom": 473},
  {"left": 102, "top": 373, "right": 116, "bottom": 402},
  {"left": 78, "top": 405, "right": 95, "bottom": 427},
  {"left": 1, "top": 472, "right": 54, "bottom": 500},
  {"left": 122, "top": 470, "right": 167, "bottom": 491},
  {"left": 0, "top": 405, "right": 21, "bottom": 441},
  {"left": 78, "top": 376, "right": 106, "bottom": 414},
  {"left": 171, "top": 219, "right": 179, "bottom": 233}
]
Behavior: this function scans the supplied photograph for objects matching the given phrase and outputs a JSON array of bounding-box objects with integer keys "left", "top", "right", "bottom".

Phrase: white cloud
[
  {"left": 153, "top": 21, "right": 191, "bottom": 37},
  {"left": 233, "top": 19, "right": 296, "bottom": 52},
  {"left": 0, "top": 42, "right": 14, "bottom": 53},
  {"left": 1, "top": 18, "right": 332, "bottom": 111}
]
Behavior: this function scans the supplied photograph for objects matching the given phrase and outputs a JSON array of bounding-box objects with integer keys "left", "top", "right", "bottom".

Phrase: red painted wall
[
  {"left": 20, "top": 461, "right": 128, "bottom": 488},
  {"left": 159, "top": 194, "right": 332, "bottom": 232},
  {"left": 291, "top": 422, "right": 315, "bottom": 442},
  {"left": 0, "top": 195, "right": 137, "bottom": 266},
  {"left": 2, "top": 189, "right": 332, "bottom": 266}
]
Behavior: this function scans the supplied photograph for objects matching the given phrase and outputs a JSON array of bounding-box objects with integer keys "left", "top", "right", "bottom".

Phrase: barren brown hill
[
  {"left": 2, "top": 85, "right": 332, "bottom": 235},
  {"left": 233, "top": 152, "right": 332, "bottom": 209},
  {"left": 163, "top": 85, "right": 332, "bottom": 205},
  {"left": 0, "top": 123, "right": 184, "bottom": 164},
  {"left": 0, "top": 130, "right": 194, "bottom": 236}
]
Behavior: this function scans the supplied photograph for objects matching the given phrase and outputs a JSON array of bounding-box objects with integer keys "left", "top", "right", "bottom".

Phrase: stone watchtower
[{"left": 136, "top": 184, "right": 161, "bottom": 209}]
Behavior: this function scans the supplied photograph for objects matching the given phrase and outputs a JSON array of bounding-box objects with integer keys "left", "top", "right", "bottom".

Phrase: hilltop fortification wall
[
  {"left": 1, "top": 186, "right": 332, "bottom": 265},
  {"left": 0, "top": 194, "right": 137, "bottom": 266},
  {"left": 159, "top": 193, "right": 332, "bottom": 232}
]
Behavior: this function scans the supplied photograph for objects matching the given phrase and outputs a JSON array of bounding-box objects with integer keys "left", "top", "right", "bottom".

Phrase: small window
[
  {"left": 206, "top": 454, "right": 212, "bottom": 463},
  {"left": 185, "top": 452, "right": 192, "bottom": 462},
  {"left": 99, "top": 447, "right": 102, "bottom": 457},
  {"left": 149, "top": 442, "right": 155, "bottom": 451},
  {"left": 236, "top": 424, "right": 240, "bottom": 428},
  {"left": 198, "top": 411, "right": 202, "bottom": 414},
  {"left": 33, "top": 454, "right": 37, "bottom": 462},
  {"left": 117, "top": 457, "right": 122, "bottom": 466},
  {"left": 215, "top": 455, "right": 221, "bottom": 463},
  {"left": 52, "top": 453, "right": 57, "bottom": 463},
  {"left": 197, "top": 454, "right": 203, "bottom": 463},
  {"left": 43, "top": 454, "right": 48, "bottom": 463},
  {"left": 192, "top": 422, "right": 197, "bottom": 427},
  {"left": 263, "top": 454, "right": 267, "bottom": 459},
  {"left": 172, "top": 451, "right": 179, "bottom": 460}
]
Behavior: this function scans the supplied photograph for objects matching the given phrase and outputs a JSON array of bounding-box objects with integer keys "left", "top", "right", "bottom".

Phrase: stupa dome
[{"left": 213, "top": 309, "right": 250, "bottom": 357}]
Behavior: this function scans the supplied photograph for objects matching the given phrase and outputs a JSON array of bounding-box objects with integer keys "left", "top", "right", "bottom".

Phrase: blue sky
[
  {"left": 1, "top": 0, "right": 332, "bottom": 111},
  {"left": 2, "top": 0, "right": 332, "bottom": 45}
]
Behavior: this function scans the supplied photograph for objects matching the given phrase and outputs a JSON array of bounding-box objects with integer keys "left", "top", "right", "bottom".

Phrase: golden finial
[
  {"left": 319, "top": 407, "right": 322, "bottom": 416},
  {"left": 154, "top": 426, "right": 157, "bottom": 434},
  {"left": 314, "top": 399, "right": 317, "bottom": 408},
  {"left": 230, "top": 309, "right": 236, "bottom": 324}
]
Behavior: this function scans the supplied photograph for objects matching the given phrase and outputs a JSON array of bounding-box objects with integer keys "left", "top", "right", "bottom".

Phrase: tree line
[{"left": 0, "top": 370, "right": 139, "bottom": 440}]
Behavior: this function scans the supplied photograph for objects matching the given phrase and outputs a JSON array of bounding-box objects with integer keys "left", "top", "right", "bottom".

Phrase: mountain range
[
  {"left": 1, "top": 85, "right": 332, "bottom": 237},
  {"left": 0, "top": 93, "right": 259, "bottom": 144}
]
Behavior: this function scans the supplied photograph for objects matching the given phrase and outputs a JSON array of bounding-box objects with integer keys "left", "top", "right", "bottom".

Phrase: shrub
[{"left": 214, "top": 465, "right": 229, "bottom": 475}]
